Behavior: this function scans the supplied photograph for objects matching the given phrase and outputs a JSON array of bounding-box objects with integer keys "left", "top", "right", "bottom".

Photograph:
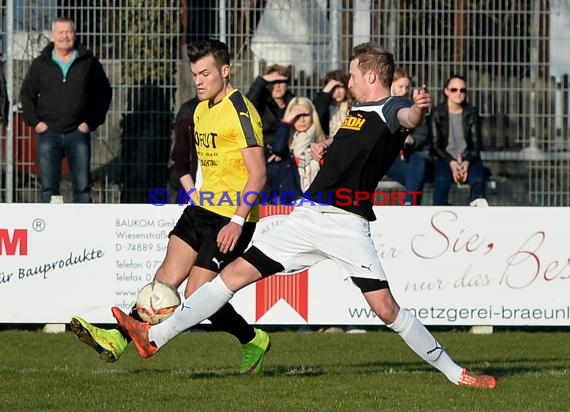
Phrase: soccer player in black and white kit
[{"left": 112, "top": 43, "right": 497, "bottom": 389}]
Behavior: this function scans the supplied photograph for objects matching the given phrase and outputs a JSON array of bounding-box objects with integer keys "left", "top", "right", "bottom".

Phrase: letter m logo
[{"left": 0, "top": 229, "right": 28, "bottom": 256}]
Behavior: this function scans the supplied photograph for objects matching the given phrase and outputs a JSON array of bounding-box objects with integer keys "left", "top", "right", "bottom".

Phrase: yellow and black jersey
[{"left": 193, "top": 89, "right": 263, "bottom": 221}]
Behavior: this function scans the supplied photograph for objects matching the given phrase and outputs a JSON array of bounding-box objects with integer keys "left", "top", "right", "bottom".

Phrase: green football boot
[
  {"left": 70, "top": 316, "right": 128, "bottom": 363},
  {"left": 240, "top": 328, "right": 271, "bottom": 375}
]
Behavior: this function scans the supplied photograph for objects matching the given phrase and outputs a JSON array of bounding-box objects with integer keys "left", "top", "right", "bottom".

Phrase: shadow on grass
[
  {"left": 103, "top": 355, "right": 570, "bottom": 384},
  {"left": 352, "top": 355, "right": 570, "bottom": 380},
  {"left": 126, "top": 365, "right": 328, "bottom": 379}
]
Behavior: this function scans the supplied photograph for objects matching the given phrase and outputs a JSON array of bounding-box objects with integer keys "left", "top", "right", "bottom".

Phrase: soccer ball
[{"left": 135, "top": 280, "right": 181, "bottom": 325}]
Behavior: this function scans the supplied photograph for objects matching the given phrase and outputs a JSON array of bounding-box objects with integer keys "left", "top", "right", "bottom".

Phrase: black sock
[
  {"left": 116, "top": 306, "right": 144, "bottom": 343},
  {"left": 208, "top": 302, "right": 256, "bottom": 345}
]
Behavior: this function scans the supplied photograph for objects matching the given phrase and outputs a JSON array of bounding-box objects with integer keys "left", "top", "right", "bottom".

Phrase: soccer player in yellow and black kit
[{"left": 70, "top": 39, "right": 270, "bottom": 375}]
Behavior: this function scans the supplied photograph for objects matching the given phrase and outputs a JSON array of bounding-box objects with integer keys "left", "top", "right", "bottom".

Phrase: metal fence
[{"left": 1, "top": 0, "right": 569, "bottom": 205}]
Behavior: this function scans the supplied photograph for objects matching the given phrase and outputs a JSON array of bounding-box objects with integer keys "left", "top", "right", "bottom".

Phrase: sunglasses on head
[{"left": 449, "top": 87, "right": 467, "bottom": 93}]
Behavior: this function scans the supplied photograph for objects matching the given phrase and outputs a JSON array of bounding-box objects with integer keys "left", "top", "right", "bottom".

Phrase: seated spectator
[
  {"left": 267, "top": 97, "right": 325, "bottom": 201},
  {"left": 246, "top": 64, "right": 295, "bottom": 159},
  {"left": 385, "top": 67, "right": 431, "bottom": 205},
  {"left": 429, "top": 74, "right": 487, "bottom": 205},
  {"left": 313, "top": 69, "right": 353, "bottom": 138}
]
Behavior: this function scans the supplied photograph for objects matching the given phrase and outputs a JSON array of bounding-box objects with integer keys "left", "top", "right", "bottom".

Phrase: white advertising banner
[{"left": 0, "top": 204, "right": 568, "bottom": 326}]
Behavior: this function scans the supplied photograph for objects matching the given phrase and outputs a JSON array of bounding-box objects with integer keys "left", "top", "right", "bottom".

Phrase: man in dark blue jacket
[{"left": 20, "top": 17, "right": 112, "bottom": 203}]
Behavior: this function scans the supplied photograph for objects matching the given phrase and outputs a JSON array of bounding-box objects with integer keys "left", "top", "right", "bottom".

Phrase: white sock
[
  {"left": 149, "top": 276, "right": 233, "bottom": 348},
  {"left": 387, "top": 308, "right": 463, "bottom": 384}
]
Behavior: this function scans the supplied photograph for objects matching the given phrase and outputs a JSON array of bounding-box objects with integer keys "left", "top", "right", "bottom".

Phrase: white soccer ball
[{"left": 135, "top": 280, "right": 181, "bottom": 325}]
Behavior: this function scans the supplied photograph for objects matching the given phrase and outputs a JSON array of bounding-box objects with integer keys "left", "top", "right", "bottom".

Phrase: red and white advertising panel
[{"left": 0, "top": 204, "right": 568, "bottom": 326}]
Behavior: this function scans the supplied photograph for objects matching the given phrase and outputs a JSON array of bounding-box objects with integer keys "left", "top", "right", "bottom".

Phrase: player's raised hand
[
  {"left": 322, "top": 79, "right": 343, "bottom": 93},
  {"left": 412, "top": 85, "right": 431, "bottom": 110}
]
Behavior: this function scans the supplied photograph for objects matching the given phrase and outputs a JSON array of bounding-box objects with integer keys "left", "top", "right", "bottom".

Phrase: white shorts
[{"left": 252, "top": 205, "right": 387, "bottom": 281}]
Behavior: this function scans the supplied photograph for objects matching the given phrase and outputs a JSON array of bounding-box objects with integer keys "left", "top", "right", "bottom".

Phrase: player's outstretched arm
[{"left": 399, "top": 85, "right": 431, "bottom": 129}]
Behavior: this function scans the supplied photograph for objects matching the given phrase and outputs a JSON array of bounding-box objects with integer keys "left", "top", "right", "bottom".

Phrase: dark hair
[
  {"left": 350, "top": 42, "right": 394, "bottom": 88},
  {"left": 324, "top": 69, "right": 348, "bottom": 88},
  {"left": 442, "top": 74, "right": 467, "bottom": 102},
  {"left": 187, "top": 39, "right": 230, "bottom": 67},
  {"left": 443, "top": 74, "right": 467, "bottom": 89}
]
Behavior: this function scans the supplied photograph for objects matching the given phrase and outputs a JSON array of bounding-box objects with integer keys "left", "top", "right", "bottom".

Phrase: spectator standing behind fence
[
  {"left": 313, "top": 69, "right": 353, "bottom": 138},
  {"left": 246, "top": 64, "right": 295, "bottom": 159},
  {"left": 429, "top": 74, "right": 487, "bottom": 205},
  {"left": 171, "top": 96, "right": 201, "bottom": 195},
  {"left": 268, "top": 97, "right": 325, "bottom": 200},
  {"left": 120, "top": 81, "right": 172, "bottom": 203},
  {"left": 385, "top": 67, "right": 431, "bottom": 205},
  {"left": 20, "top": 17, "right": 111, "bottom": 203}
]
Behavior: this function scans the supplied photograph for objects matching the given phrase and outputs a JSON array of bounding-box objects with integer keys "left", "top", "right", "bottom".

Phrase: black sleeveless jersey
[{"left": 306, "top": 96, "right": 412, "bottom": 221}]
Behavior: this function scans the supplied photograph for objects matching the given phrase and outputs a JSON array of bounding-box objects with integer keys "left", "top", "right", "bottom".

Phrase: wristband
[{"left": 231, "top": 215, "right": 245, "bottom": 226}]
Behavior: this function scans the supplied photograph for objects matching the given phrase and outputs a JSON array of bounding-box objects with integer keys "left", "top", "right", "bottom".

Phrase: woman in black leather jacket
[{"left": 429, "top": 74, "right": 487, "bottom": 205}]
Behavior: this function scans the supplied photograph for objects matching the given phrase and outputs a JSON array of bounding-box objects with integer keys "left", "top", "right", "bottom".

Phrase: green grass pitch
[{"left": 1, "top": 328, "right": 569, "bottom": 411}]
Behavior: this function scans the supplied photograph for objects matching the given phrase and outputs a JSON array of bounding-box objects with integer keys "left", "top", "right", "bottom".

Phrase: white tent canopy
[{"left": 250, "top": 0, "right": 331, "bottom": 77}]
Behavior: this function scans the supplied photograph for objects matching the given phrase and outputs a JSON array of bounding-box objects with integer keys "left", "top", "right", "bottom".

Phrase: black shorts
[{"left": 169, "top": 206, "right": 256, "bottom": 272}]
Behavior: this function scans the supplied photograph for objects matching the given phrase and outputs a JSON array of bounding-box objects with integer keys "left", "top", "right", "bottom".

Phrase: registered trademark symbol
[{"left": 32, "top": 218, "right": 46, "bottom": 232}]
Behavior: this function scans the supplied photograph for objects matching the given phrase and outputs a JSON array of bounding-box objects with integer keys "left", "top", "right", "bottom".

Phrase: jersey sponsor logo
[
  {"left": 239, "top": 111, "right": 250, "bottom": 119},
  {"left": 200, "top": 159, "right": 218, "bottom": 167},
  {"left": 340, "top": 114, "right": 366, "bottom": 131},
  {"left": 194, "top": 131, "right": 218, "bottom": 148}
]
